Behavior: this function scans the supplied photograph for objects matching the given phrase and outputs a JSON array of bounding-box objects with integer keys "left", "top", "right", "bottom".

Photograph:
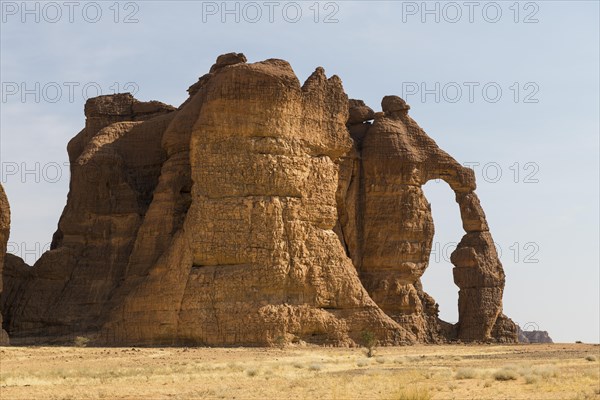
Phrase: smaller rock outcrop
[
  {"left": 209, "top": 52, "right": 248, "bottom": 73},
  {"left": 348, "top": 99, "right": 375, "bottom": 125},
  {"left": 381, "top": 95, "right": 410, "bottom": 118},
  {"left": 517, "top": 327, "right": 553, "bottom": 343}
]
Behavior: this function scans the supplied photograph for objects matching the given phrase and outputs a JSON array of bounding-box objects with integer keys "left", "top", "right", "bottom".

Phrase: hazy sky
[{"left": 1, "top": 1, "right": 598, "bottom": 343}]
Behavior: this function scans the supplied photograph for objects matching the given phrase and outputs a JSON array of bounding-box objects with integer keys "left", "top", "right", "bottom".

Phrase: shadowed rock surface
[{"left": 1, "top": 54, "right": 517, "bottom": 346}]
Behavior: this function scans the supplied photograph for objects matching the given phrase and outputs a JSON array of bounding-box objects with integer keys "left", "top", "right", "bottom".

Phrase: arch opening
[{"left": 420, "top": 179, "right": 464, "bottom": 324}]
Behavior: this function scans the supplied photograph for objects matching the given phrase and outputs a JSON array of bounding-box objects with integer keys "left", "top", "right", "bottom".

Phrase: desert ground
[{"left": 0, "top": 343, "right": 598, "bottom": 400}]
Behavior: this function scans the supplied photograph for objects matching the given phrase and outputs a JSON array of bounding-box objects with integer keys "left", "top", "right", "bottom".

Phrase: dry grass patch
[
  {"left": 307, "top": 363, "right": 322, "bottom": 371},
  {"left": 455, "top": 367, "right": 478, "bottom": 379},
  {"left": 356, "top": 358, "right": 370, "bottom": 367},
  {"left": 1, "top": 344, "right": 598, "bottom": 399},
  {"left": 387, "top": 386, "right": 432, "bottom": 400},
  {"left": 493, "top": 366, "right": 519, "bottom": 381}
]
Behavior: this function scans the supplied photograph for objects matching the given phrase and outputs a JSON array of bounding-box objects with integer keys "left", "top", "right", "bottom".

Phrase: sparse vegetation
[
  {"left": 533, "top": 365, "right": 558, "bottom": 378},
  {"left": 524, "top": 374, "right": 539, "bottom": 384},
  {"left": 356, "top": 358, "right": 369, "bottom": 367},
  {"left": 308, "top": 363, "right": 322, "bottom": 371},
  {"left": 361, "top": 330, "right": 378, "bottom": 358},
  {"left": 274, "top": 335, "right": 286, "bottom": 349},
  {"left": 493, "top": 367, "right": 518, "bottom": 381},
  {"left": 455, "top": 367, "right": 477, "bottom": 379},
  {"left": 584, "top": 355, "right": 597, "bottom": 362},
  {"left": 226, "top": 362, "right": 243, "bottom": 372},
  {"left": 73, "top": 336, "right": 90, "bottom": 347},
  {"left": 389, "top": 387, "right": 432, "bottom": 400},
  {"left": 1, "top": 344, "right": 597, "bottom": 399},
  {"left": 421, "top": 371, "right": 434, "bottom": 379}
]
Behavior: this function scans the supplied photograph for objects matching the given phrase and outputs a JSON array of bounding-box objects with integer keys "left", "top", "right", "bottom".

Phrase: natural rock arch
[
  {"left": 337, "top": 96, "right": 513, "bottom": 342},
  {"left": 420, "top": 179, "right": 462, "bottom": 325}
]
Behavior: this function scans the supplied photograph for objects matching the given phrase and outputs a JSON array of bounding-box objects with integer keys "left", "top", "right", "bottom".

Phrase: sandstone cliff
[{"left": 1, "top": 54, "right": 517, "bottom": 345}]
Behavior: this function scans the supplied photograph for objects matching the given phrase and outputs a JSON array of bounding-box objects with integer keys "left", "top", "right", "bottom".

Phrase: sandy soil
[{"left": 0, "top": 343, "right": 598, "bottom": 399}]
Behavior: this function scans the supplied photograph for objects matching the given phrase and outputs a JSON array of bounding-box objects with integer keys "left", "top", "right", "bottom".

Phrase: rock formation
[
  {"left": 517, "top": 327, "right": 553, "bottom": 344},
  {"left": 339, "top": 95, "right": 514, "bottom": 342},
  {"left": 1, "top": 53, "right": 517, "bottom": 346},
  {"left": 0, "top": 184, "right": 10, "bottom": 344}
]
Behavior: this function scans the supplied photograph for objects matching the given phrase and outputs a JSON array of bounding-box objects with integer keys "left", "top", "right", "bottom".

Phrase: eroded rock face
[
  {"left": 3, "top": 94, "right": 175, "bottom": 341},
  {"left": 1, "top": 54, "right": 516, "bottom": 345},
  {"left": 338, "top": 96, "right": 516, "bottom": 342},
  {"left": 100, "top": 59, "right": 411, "bottom": 346},
  {"left": 0, "top": 184, "right": 10, "bottom": 344}
]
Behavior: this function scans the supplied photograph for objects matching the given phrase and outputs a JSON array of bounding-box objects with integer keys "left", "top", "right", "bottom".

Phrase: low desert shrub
[
  {"left": 356, "top": 359, "right": 369, "bottom": 367},
  {"left": 274, "top": 335, "right": 286, "bottom": 349},
  {"left": 533, "top": 366, "right": 557, "bottom": 378},
  {"left": 455, "top": 368, "right": 477, "bottom": 379},
  {"left": 74, "top": 336, "right": 90, "bottom": 347},
  {"left": 361, "top": 330, "right": 378, "bottom": 358},
  {"left": 493, "top": 368, "right": 518, "bottom": 381},
  {"left": 524, "top": 374, "right": 539, "bottom": 384}
]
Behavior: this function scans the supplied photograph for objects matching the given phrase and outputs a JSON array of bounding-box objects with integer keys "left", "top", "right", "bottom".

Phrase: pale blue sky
[{"left": 1, "top": 1, "right": 598, "bottom": 343}]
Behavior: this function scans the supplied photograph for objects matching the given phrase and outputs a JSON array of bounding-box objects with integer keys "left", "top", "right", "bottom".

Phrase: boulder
[
  {"left": 348, "top": 99, "right": 375, "bottom": 125},
  {"left": 382, "top": 95, "right": 411, "bottom": 119}
]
